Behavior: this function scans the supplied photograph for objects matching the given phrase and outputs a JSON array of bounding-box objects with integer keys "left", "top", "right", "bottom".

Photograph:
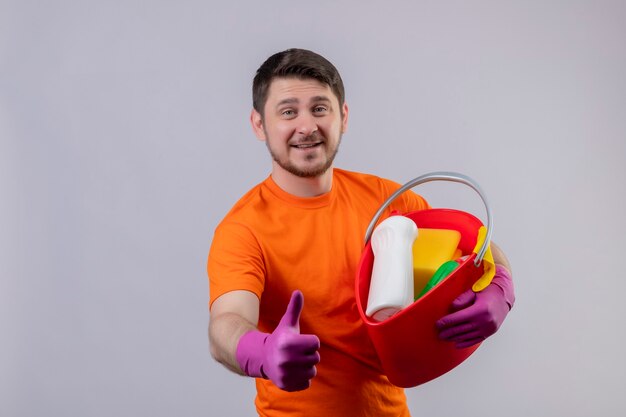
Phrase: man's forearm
[
  {"left": 209, "top": 312, "right": 257, "bottom": 375},
  {"left": 490, "top": 241, "right": 512, "bottom": 273}
]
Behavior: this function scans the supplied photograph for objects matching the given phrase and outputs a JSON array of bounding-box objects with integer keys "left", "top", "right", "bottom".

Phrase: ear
[
  {"left": 341, "top": 102, "right": 349, "bottom": 133},
  {"left": 250, "top": 109, "right": 267, "bottom": 141}
]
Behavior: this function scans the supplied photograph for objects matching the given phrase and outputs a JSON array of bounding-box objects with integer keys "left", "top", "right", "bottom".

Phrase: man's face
[{"left": 251, "top": 77, "right": 348, "bottom": 178}]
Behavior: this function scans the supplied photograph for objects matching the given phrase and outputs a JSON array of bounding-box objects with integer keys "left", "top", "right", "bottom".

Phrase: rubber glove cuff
[
  {"left": 234, "top": 290, "right": 321, "bottom": 392},
  {"left": 491, "top": 264, "right": 515, "bottom": 310},
  {"left": 236, "top": 330, "right": 269, "bottom": 379}
]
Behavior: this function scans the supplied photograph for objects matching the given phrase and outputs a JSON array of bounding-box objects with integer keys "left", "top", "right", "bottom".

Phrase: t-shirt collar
[{"left": 263, "top": 174, "right": 335, "bottom": 208}]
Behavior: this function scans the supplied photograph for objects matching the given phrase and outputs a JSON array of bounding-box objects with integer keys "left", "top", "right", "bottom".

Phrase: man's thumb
[
  {"left": 278, "top": 290, "right": 304, "bottom": 331},
  {"left": 451, "top": 289, "right": 476, "bottom": 311}
]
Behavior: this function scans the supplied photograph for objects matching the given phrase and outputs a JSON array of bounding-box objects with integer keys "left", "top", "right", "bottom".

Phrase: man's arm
[
  {"left": 208, "top": 289, "right": 321, "bottom": 391},
  {"left": 208, "top": 290, "right": 260, "bottom": 374},
  {"left": 491, "top": 241, "right": 512, "bottom": 273}
]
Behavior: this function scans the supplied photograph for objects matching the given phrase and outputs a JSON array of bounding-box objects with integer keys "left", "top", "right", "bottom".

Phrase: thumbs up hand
[{"left": 236, "top": 290, "right": 321, "bottom": 392}]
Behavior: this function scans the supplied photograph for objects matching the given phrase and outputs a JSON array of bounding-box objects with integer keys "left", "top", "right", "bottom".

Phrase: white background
[{"left": 1, "top": 1, "right": 625, "bottom": 416}]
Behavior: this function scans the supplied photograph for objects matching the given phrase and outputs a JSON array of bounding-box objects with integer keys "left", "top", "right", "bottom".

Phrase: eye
[
  {"left": 313, "top": 106, "right": 328, "bottom": 114},
  {"left": 281, "top": 109, "right": 296, "bottom": 118}
]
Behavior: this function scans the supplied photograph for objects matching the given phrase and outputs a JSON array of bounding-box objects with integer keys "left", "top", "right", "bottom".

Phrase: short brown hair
[{"left": 252, "top": 48, "right": 345, "bottom": 116}]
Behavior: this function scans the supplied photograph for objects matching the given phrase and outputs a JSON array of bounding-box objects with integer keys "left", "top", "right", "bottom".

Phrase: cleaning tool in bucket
[
  {"left": 366, "top": 215, "right": 418, "bottom": 322},
  {"left": 415, "top": 260, "right": 460, "bottom": 300},
  {"left": 411, "top": 228, "right": 462, "bottom": 297},
  {"left": 355, "top": 172, "right": 496, "bottom": 388}
]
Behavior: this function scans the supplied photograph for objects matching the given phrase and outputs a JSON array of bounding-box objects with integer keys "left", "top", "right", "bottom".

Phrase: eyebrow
[{"left": 275, "top": 96, "right": 332, "bottom": 108}]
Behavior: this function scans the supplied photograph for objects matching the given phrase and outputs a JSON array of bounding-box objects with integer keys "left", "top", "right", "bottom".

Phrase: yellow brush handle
[{"left": 472, "top": 226, "right": 495, "bottom": 292}]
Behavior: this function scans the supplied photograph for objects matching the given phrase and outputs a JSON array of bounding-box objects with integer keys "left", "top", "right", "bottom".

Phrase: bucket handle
[{"left": 364, "top": 172, "right": 493, "bottom": 267}]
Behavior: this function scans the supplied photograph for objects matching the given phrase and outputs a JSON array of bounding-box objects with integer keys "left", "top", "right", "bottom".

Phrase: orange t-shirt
[{"left": 208, "top": 168, "right": 429, "bottom": 417}]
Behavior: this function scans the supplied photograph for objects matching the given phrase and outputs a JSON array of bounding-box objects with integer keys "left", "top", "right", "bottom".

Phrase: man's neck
[{"left": 270, "top": 166, "right": 334, "bottom": 198}]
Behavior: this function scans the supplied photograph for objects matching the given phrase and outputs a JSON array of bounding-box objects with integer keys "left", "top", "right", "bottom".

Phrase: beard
[{"left": 265, "top": 131, "right": 342, "bottom": 178}]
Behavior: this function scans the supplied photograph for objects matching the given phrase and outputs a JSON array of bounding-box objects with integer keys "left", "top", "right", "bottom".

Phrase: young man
[{"left": 208, "top": 48, "right": 515, "bottom": 417}]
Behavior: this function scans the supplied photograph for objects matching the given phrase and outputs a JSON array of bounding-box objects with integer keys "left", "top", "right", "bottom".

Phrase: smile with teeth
[{"left": 292, "top": 142, "right": 323, "bottom": 149}]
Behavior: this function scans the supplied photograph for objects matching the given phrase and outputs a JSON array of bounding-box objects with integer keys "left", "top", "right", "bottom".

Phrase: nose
[{"left": 296, "top": 114, "right": 318, "bottom": 136}]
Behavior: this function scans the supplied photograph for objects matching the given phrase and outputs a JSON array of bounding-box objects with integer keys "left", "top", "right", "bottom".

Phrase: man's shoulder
[
  {"left": 334, "top": 167, "right": 382, "bottom": 182},
  {"left": 333, "top": 168, "right": 401, "bottom": 189},
  {"left": 217, "top": 179, "right": 270, "bottom": 224},
  {"left": 333, "top": 168, "right": 428, "bottom": 211}
]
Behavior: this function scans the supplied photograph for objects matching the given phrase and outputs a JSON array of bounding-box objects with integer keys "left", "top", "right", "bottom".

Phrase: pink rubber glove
[
  {"left": 236, "top": 290, "right": 321, "bottom": 392},
  {"left": 436, "top": 265, "right": 515, "bottom": 348}
]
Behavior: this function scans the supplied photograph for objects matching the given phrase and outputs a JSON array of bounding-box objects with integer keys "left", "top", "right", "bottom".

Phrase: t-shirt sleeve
[
  {"left": 207, "top": 220, "right": 266, "bottom": 309},
  {"left": 380, "top": 178, "right": 431, "bottom": 213},
  {"left": 396, "top": 188, "right": 431, "bottom": 212}
]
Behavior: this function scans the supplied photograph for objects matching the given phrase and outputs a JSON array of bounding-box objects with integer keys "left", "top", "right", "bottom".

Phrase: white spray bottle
[{"left": 366, "top": 215, "right": 418, "bottom": 322}]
